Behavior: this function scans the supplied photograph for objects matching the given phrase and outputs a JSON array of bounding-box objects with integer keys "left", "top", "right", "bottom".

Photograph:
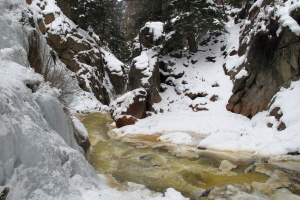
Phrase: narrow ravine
[{"left": 79, "top": 112, "right": 272, "bottom": 199}]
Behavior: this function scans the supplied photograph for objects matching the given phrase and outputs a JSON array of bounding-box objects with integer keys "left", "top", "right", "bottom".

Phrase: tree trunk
[{"left": 187, "top": 35, "right": 197, "bottom": 53}]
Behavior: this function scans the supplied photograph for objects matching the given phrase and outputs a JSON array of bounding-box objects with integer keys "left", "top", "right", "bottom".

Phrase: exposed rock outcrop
[
  {"left": 128, "top": 50, "right": 162, "bottom": 110},
  {"left": 110, "top": 88, "right": 147, "bottom": 127},
  {"left": 226, "top": 0, "right": 300, "bottom": 118},
  {"left": 25, "top": 0, "right": 126, "bottom": 105},
  {"left": 127, "top": 22, "right": 165, "bottom": 111},
  {"left": 56, "top": 0, "right": 71, "bottom": 18}
]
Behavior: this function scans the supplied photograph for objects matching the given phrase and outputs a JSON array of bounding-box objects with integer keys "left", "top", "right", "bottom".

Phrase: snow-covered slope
[{"left": 112, "top": 4, "right": 300, "bottom": 157}]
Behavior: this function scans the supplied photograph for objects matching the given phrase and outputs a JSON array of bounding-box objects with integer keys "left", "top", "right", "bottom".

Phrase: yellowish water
[{"left": 80, "top": 112, "right": 269, "bottom": 199}]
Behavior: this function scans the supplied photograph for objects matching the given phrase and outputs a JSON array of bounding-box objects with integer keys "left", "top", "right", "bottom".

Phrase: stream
[{"left": 79, "top": 112, "right": 300, "bottom": 200}]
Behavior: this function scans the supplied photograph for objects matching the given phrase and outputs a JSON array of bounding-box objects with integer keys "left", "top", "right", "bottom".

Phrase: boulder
[
  {"left": 110, "top": 88, "right": 147, "bottom": 127},
  {"left": 139, "top": 22, "right": 165, "bottom": 48}
]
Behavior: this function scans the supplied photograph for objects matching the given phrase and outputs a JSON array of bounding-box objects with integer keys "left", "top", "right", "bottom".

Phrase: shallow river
[{"left": 78, "top": 112, "right": 277, "bottom": 199}]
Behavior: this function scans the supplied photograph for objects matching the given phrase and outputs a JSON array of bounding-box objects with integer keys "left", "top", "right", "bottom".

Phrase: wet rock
[
  {"left": 199, "top": 188, "right": 212, "bottom": 198},
  {"left": 73, "top": 128, "right": 91, "bottom": 156}
]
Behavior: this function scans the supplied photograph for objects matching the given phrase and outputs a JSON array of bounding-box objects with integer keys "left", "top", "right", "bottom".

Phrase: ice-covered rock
[{"left": 219, "top": 160, "right": 237, "bottom": 172}]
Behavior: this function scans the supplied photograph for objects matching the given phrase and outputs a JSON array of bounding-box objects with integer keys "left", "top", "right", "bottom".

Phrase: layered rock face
[
  {"left": 226, "top": 0, "right": 300, "bottom": 119},
  {"left": 25, "top": 0, "right": 126, "bottom": 105}
]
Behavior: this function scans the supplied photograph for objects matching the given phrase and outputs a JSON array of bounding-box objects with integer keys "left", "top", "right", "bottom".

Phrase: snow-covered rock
[
  {"left": 110, "top": 88, "right": 147, "bottom": 127},
  {"left": 25, "top": 0, "right": 126, "bottom": 104},
  {"left": 139, "top": 22, "right": 165, "bottom": 48}
]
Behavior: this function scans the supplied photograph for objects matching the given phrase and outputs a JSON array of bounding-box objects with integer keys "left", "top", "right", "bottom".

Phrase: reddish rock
[
  {"left": 116, "top": 115, "right": 138, "bottom": 128},
  {"left": 185, "top": 92, "right": 208, "bottom": 100},
  {"left": 111, "top": 88, "right": 147, "bottom": 128},
  {"left": 190, "top": 104, "right": 209, "bottom": 112}
]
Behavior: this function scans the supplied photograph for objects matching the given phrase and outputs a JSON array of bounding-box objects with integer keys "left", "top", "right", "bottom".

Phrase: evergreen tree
[
  {"left": 128, "top": 0, "right": 164, "bottom": 39},
  {"left": 70, "top": 0, "right": 130, "bottom": 62},
  {"left": 127, "top": 0, "right": 227, "bottom": 53},
  {"left": 170, "top": 0, "right": 227, "bottom": 52}
]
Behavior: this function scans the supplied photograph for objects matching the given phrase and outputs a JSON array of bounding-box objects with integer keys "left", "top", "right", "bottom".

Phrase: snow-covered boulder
[
  {"left": 110, "top": 88, "right": 147, "bottom": 127},
  {"left": 139, "top": 22, "right": 165, "bottom": 48}
]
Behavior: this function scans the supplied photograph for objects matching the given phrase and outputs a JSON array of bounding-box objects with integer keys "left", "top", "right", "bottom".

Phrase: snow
[
  {"left": 112, "top": 15, "right": 300, "bottom": 158},
  {"left": 271, "top": 80, "right": 300, "bottom": 128},
  {"left": 142, "top": 22, "right": 165, "bottom": 41},
  {"left": 277, "top": 0, "right": 300, "bottom": 36},
  {"left": 158, "top": 132, "right": 197, "bottom": 146},
  {"left": 101, "top": 49, "right": 124, "bottom": 76},
  {"left": 132, "top": 49, "right": 158, "bottom": 85},
  {"left": 235, "top": 68, "right": 248, "bottom": 79}
]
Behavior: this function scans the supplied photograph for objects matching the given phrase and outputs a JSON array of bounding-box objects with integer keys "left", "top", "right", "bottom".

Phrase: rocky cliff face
[
  {"left": 226, "top": 0, "right": 300, "bottom": 122},
  {"left": 25, "top": 0, "right": 126, "bottom": 105}
]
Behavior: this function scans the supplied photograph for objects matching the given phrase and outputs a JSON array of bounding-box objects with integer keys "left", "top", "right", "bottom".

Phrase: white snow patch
[
  {"left": 235, "top": 68, "right": 248, "bottom": 79},
  {"left": 142, "top": 22, "right": 165, "bottom": 41},
  {"left": 277, "top": 0, "right": 300, "bottom": 36},
  {"left": 158, "top": 132, "right": 197, "bottom": 146}
]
